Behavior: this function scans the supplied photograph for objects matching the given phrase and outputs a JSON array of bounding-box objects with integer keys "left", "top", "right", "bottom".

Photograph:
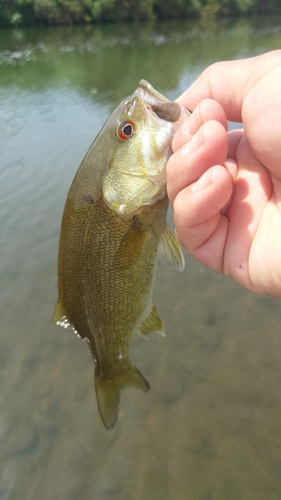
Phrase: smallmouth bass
[{"left": 53, "top": 80, "right": 190, "bottom": 429}]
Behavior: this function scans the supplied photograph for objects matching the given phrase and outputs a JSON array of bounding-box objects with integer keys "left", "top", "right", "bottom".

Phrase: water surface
[{"left": 1, "top": 17, "right": 281, "bottom": 500}]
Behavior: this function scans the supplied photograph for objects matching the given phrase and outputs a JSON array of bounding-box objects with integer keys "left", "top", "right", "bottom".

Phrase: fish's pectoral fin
[
  {"left": 137, "top": 302, "right": 165, "bottom": 338},
  {"left": 94, "top": 364, "right": 149, "bottom": 430},
  {"left": 114, "top": 216, "right": 147, "bottom": 268},
  {"left": 158, "top": 224, "right": 185, "bottom": 272},
  {"left": 52, "top": 300, "right": 73, "bottom": 329}
]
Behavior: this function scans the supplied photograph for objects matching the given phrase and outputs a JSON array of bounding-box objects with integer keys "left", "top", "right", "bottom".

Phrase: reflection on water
[{"left": 1, "top": 17, "right": 281, "bottom": 500}]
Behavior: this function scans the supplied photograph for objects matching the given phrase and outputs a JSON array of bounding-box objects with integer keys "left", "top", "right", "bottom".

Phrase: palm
[
  {"left": 224, "top": 137, "right": 281, "bottom": 296},
  {"left": 243, "top": 171, "right": 281, "bottom": 296},
  {"left": 223, "top": 75, "right": 281, "bottom": 295}
]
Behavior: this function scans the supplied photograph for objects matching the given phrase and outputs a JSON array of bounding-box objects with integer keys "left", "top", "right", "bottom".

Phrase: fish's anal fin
[
  {"left": 137, "top": 302, "right": 165, "bottom": 338},
  {"left": 52, "top": 301, "right": 72, "bottom": 329},
  {"left": 94, "top": 365, "right": 149, "bottom": 430},
  {"left": 158, "top": 224, "right": 185, "bottom": 272}
]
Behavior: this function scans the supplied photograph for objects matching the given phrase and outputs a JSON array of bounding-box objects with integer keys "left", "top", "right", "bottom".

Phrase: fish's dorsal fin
[
  {"left": 52, "top": 301, "right": 73, "bottom": 329},
  {"left": 158, "top": 224, "right": 185, "bottom": 272},
  {"left": 137, "top": 302, "right": 164, "bottom": 337},
  {"left": 94, "top": 364, "right": 149, "bottom": 430}
]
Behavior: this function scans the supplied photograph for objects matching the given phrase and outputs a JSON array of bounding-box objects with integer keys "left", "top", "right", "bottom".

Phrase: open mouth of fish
[{"left": 136, "top": 79, "right": 182, "bottom": 123}]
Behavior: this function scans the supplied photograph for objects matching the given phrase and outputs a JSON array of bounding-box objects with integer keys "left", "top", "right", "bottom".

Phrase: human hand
[{"left": 167, "top": 50, "right": 281, "bottom": 297}]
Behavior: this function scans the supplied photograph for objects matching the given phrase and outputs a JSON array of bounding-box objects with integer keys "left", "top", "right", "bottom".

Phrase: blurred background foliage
[{"left": 0, "top": 0, "right": 280, "bottom": 27}]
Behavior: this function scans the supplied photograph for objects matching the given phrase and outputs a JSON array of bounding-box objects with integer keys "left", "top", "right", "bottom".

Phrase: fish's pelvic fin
[
  {"left": 158, "top": 224, "right": 185, "bottom": 272},
  {"left": 94, "top": 365, "right": 150, "bottom": 430},
  {"left": 137, "top": 302, "right": 165, "bottom": 338},
  {"left": 52, "top": 301, "right": 72, "bottom": 329}
]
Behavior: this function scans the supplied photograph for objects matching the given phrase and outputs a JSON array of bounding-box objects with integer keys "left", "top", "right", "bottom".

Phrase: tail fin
[{"left": 94, "top": 365, "right": 150, "bottom": 430}]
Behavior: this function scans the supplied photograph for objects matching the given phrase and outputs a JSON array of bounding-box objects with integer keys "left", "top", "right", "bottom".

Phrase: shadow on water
[{"left": 1, "top": 16, "right": 281, "bottom": 500}]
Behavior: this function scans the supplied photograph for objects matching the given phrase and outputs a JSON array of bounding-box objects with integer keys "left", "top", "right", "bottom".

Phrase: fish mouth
[
  {"left": 138, "top": 79, "right": 170, "bottom": 103},
  {"left": 136, "top": 79, "right": 181, "bottom": 123}
]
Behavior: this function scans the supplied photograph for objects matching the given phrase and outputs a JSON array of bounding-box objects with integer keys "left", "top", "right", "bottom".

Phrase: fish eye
[{"left": 117, "top": 121, "right": 134, "bottom": 141}]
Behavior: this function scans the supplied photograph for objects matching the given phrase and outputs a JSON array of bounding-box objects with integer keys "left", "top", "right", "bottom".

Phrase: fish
[{"left": 53, "top": 80, "right": 190, "bottom": 429}]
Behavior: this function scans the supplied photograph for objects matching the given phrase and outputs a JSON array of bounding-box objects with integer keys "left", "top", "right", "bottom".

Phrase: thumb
[{"left": 177, "top": 50, "right": 281, "bottom": 122}]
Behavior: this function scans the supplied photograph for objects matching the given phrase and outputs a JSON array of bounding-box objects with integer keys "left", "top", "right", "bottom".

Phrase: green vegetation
[{"left": 0, "top": 0, "right": 280, "bottom": 27}]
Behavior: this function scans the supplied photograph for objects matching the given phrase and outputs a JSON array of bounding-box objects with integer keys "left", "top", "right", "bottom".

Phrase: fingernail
[
  {"left": 192, "top": 169, "right": 212, "bottom": 192},
  {"left": 182, "top": 119, "right": 193, "bottom": 139},
  {"left": 183, "top": 129, "right": 203, "bottom": 155}
]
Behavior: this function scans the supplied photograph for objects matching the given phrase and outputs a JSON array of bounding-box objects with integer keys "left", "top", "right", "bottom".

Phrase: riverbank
[{"left": 1, "top": 0, "right": 280, "bottom": 28}]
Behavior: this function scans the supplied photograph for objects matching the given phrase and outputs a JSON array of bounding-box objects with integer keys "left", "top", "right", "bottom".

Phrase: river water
[{"left": 1, "top": 16, "right": 281, "bottom": 500}]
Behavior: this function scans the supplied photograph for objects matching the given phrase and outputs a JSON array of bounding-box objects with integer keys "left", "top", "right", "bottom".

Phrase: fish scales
[
  {"left": 53, "top": 80, "right": 189, "bottom": 429},
  {"left": 59, "top": 193, "right": 167, "bottom": 364}
]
